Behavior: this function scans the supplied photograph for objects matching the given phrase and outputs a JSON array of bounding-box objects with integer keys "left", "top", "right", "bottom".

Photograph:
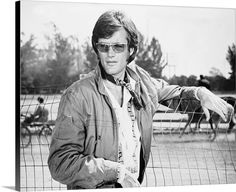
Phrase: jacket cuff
[
  {"left": 181, "top": 86, "right": 200, "bottom": 100},
  {"left": 117, "top": 164, "right": 126, "bottom": 183},
  {"left": 103, "top": 160, "right": 120, "bottom": 182},
  {"left": 194, "top": 87, "right": 202, "bottom": 100}
]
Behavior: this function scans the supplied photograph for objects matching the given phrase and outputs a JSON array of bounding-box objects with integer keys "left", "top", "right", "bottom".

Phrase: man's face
[{"left": 97, "top": 28, "right": 132, "bottom": 79}]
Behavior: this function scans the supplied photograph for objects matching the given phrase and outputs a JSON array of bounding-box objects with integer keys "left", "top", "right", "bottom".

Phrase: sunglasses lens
[
  {"left": 96, "top": 43, "right": 126, "bottom": 53},
  {"left": 113, "top": 44, "right": 125, "bottom": 52},
  {"left": 97, "top": 44, "right": 108, "bottom": 52}
]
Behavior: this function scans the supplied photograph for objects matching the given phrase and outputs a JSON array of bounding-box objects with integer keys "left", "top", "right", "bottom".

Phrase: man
[
  {"left": 198, "top": 74, "right": 211, "bottom": 90},
  {"left": 48, "top": 10, "right": 233, "bottom": 189},
  {"left": 33, "top": 97, "right": 48, "bottom": 123},
  {"left": 23, "top": 97, "right": 48, "bottom": 125}
]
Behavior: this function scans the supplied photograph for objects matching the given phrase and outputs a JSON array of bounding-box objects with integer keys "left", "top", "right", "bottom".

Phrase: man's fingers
[
  {"left": 215, "top": 100, "right": 232, "bottom": 122},
  {"left": 217, "top": 99, "right": 229, "bottom": 117},
  {"left": 202, "top": 107, "right": 210, "bottom": 121},
  {"left": 225, "top": 104, "right": 234, "bottom": 122},
  {"left": 202, "top": 97, "right": 231, "bottom": 122},
  {"left": 214, "top": 108, "right": 227, "bottom": 122}
]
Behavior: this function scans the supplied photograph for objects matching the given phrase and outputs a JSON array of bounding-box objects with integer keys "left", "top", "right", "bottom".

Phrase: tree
[
  {"left": 43, "top": 24, "right": 83, "bottom": 88},
  {"left": 82, "top": 39, "right": 98, "bottom": 74},
  {"left": 135, "top": 35, "right": 167, "bottom": 78},
  {"left": 186, "top": 75, "right": 197, "bottom": 86},
  {"left": 168, "top": 75, "right": 188, "bottom": 86},
  {"left": 209, "top": 67, "right": 223, "bottom": 77},
  {"left": 226, "top": 43, "right": 236, "bottom": 90},
  {"left": 208, "top": 75, "right": 228, "bottom": 91},
  {"left": 20, "top": 33, "right": 39, "bottom": 90}
]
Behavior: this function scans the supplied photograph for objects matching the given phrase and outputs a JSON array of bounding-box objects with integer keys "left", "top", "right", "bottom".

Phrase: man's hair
[{"left": 92, "top": 10, "right": 139, "bottom": 64}]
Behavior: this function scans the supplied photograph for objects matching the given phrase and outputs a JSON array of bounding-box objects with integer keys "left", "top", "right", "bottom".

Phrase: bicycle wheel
[
  {"left": 39, "top": 125, "right": 52, "bottom": 144},
  {"left": 21, "top": 126, "right": 31, "bottom": 148},
  {"left": 39, "top": 125, "right": 52, "bottom": 137}
]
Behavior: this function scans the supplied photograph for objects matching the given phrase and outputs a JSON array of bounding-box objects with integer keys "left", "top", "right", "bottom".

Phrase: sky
[{"left": 21, "top": 0, "right": 236, "bottom": 78}]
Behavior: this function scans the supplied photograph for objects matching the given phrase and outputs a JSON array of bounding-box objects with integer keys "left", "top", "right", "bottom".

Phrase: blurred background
[{"left": 21, "top": 1, "right": 236, "bottom": 94}]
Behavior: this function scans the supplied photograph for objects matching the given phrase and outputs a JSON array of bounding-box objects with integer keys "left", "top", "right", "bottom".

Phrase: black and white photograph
[{"left": 15, "top": 0, "right": 236, "bottom": 191}]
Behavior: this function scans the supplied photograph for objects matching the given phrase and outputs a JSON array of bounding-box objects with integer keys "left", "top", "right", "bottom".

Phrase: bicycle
[{"left": 20, "top": 113, "right": 55, "bottom": 148}]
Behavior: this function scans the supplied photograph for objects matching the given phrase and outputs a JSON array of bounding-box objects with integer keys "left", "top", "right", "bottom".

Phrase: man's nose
[{"left": 107, "top": 46, "right": 115, "bottom": 57}]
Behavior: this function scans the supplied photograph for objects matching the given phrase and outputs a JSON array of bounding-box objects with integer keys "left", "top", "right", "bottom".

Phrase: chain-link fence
[{"left": 19, "top": 88, "right": 236, "bottom": 191}]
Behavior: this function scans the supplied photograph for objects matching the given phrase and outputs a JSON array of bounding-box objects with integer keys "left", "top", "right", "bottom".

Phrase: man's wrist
[{"left": 194, "top": 87, "right": 204, "bottom": 101}]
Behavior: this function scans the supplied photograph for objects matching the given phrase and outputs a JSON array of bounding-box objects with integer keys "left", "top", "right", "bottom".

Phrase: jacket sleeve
[
  {"left": 133, "top": 64, "right": 201, "bottom": 112},
  {"left": 149, "top": 76, "right": 201, "bottom": 112},
  {"left": 48, "top": 89, "right": 119, "bottom": 188}
]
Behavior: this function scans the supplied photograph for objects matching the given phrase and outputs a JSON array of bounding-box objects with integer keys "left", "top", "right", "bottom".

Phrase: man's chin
[
  {"left": 104, "top": 69, "right": 117, "bottom": 76},
  {"left": 104, "top": 68, "right": 124, "bottom": 78}
]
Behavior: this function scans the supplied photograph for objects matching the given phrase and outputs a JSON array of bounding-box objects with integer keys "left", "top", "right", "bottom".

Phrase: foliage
[
  {"left": 186, "top": 75, "right": 198, "bottom": 86},
  {"left": 208, "top": 75, "right": 229, "bottom": 91},
  {"left": 20, "top": 33, "right": 38, "bottom": 88},
  {"left": 20, "top": 24, "right": 85, "bottom": 93},
  {"left": 44, "top": 26, "right": 79, "bottom": 87},
  {"left": 20, "top": 27, "right": 235, "bottom": 94},
  {"left": 209, "top": 67, "right": 223, "bottom": 77},
  {"left": 135, "top": 34, "right": 167, "bottom": 78},
  {"left": 168, "top": 75, "right": 188, "bottom": 86},
  {"left": 167, "top": 43, "right": 236, "bottom": 92},
  {"left": 82, "top": 40, "right": 98, "bottom": 73},
  {"left": 226, "top": 43, "right": 236, "bottom": 90}
]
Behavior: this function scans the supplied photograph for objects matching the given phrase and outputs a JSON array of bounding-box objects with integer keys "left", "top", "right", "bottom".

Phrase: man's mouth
[
  {"left": 106, "top": 61, "right": 117, "bottom": 66},
  {"left": 106, "top": 61, "right": 117, "bottom": 64}
]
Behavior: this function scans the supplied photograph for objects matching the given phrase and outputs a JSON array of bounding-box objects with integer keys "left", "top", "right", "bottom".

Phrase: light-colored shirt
[{"left": 103, "top": 77, "right": 141, "bottom": 180}]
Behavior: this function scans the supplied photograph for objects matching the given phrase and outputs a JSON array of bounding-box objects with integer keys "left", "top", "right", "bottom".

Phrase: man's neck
[
  {"left": 112, "top": 71, "right": 125, "bottom": 81},
  {"left": 103, "top": 79, "right": 124, "bottom": 107}
]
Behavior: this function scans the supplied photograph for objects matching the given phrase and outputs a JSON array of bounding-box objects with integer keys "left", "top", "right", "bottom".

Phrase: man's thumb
[{"left": 202, "top": 106, "right": 210, "bottom": 121}]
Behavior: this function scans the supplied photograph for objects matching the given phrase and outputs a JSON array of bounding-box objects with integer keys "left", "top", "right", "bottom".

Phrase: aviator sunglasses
[{"left": 96, "top": 43, "right": 128, "bottom": 53}]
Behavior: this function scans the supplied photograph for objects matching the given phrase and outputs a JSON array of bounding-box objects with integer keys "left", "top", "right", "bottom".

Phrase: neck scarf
[{"left": 99, "top": 63, "right": 143, "bottom": 110}]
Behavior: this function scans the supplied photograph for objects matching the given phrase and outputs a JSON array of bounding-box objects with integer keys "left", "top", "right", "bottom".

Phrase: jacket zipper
[{"left": 104, "top": 95, "right": 119, "bottom": 162}]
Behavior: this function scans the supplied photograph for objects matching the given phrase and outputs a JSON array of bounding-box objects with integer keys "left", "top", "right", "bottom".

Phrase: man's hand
[
  {"left": 197, "top": 87, "right": 234, "bottom": 122},
  {"left": 117, "top": 164, "right": 140, "bottom": 188}
]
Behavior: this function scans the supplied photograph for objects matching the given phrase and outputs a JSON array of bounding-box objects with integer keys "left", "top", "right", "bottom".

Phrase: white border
[{"left": 0, "top": 0, "right": 235, "bottom": 192}]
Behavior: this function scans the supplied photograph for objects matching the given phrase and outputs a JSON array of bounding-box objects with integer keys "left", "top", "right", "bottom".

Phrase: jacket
[{"left": 48, "top": 62, "right": 199, "bottom": 189}]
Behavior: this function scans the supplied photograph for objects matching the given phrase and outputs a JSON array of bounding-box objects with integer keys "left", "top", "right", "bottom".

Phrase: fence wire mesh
[{"left": 19, "top": 87, "right": 236, "bottom": 191}]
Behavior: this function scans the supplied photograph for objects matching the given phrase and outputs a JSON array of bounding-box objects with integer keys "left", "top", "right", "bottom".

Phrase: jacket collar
[
  {"left": 94, "top": 62, "right": 140, "bottom": 96},
  {"left": 126, "top": 62, "right": 140, "bottom": 83},
  {"left": 94, "top": 64, "right": 106, "bottom": 95}
]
